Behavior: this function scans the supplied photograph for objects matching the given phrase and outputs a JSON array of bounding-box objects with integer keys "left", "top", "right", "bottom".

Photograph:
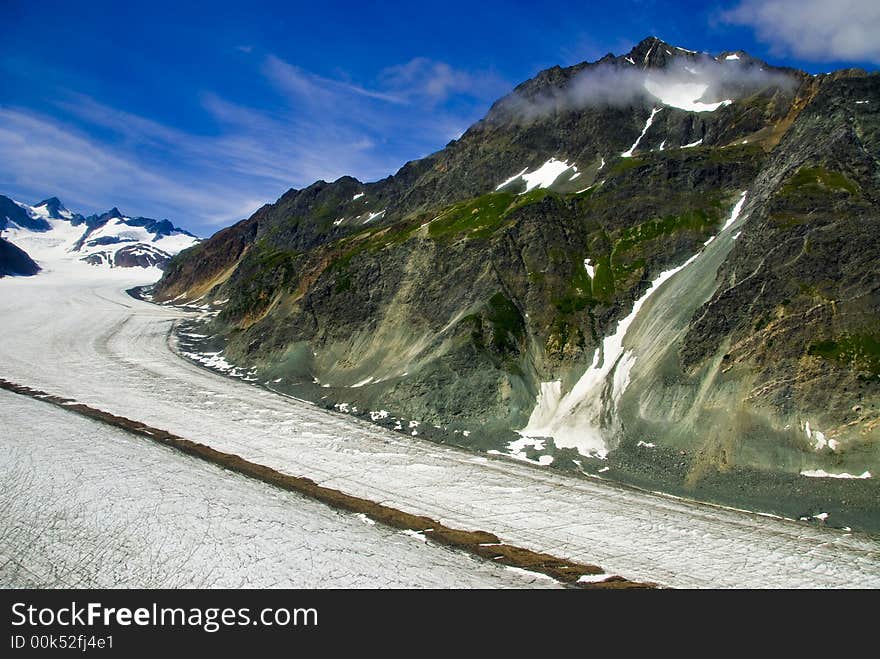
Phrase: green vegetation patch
[
  {"left": 254, "top": 244, "right": 301, "bottom": 272},
  {"left": 591, "top": 255, "right": 615, "bottom": 303},
  {"left": 463, "top": 293, "right": 526, "bottom": 373},
  {"left": 780, "top": 167, "right": 859, "bottom": 197},
  {"left": 428, "top": 190, "right": 559, "bottom": 241},
  {"left": 771, "top": 167, "right": 860, "bottom": 227},
  {"left": 334, "top": 274, "right": 352, "bottom": 293},
  {"left": 608, "top": 156, "right": 647, "bottom": 175},
  {"left": 327, "top": 189, "right": 564, "bottom": 277},
  {"left": 550, "top": 317, "right": 588, "bottom": 348},
  {"left": 808, "top": 334, "right": 880, "bottom": 376},
  {"left": 552, "top": 257, "right": 595, "bottom": 314},
  {"left": 506, "top": 188, "right": 557, "bottom": 214},
  {"left": 611, "top": 257, "right": 646, "bottom": 281},
  {"left": 329, "top": 220, "right": 422, "bottom": 272},
  {"left": 220, "top": 242, "right": 303, "bottom": 321},
  {"left": 485, "top": 292, "right": 525, "bottom": 352},
  {"left": 613, "top": 209, "right": 717, "bottom": 254},
  {"left": 427, "top": 192, "right": 515, "bottom": 240},
  {"left": 706, "top": 143, "right": 765, "bottom": 164}
]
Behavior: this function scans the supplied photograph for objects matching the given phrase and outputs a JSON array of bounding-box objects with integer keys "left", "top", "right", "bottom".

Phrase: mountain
[
  {"left": 0, "top": 237, "right": 40, "bottom": 277},
  {"left": 0, "top": 195, "right": 52, "bottom": 232},
  {"left": 1, "top": 196, "right": 199, "bottom": 270},
  {"left": 151, "top": 37, "right": 880, "bottom": 516}
]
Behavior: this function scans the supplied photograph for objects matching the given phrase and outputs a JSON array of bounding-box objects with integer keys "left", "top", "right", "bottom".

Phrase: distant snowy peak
[
  {"left": 1, "top": 195, "right": 51, "bottom": 232},
  {"left": 82, "top": 243, "right": 173, "bottom": 269},
  {"left": 74, "top": 209, "right": 198, "bottom": 252},
  {"left": 71, "top": 206, "right": 200, "bottom": 269},
  {"left": 491, "top": 35, "right": 782, "bottom": 128},
  {"left": 0, "top": 194, "right": 199, "bottom": 271},
  {"left": 33, "top": 197, "right": 84, "bottom": 223}
]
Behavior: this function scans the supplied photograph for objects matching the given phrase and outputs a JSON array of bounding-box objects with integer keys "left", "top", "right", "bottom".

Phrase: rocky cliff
[{"left": 0, "top": 237, "right": 40, "bottom": 277}]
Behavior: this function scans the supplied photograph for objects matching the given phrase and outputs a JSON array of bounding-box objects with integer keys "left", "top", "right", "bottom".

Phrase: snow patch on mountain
[
  {"left": 522, "top": 159, "right": 577, "bottom": 191},
  {"left": 644, "top": 78, "right": 733, "bottom": 112},
  {"left": 622, "top": 108, "right": 662, "bottom": 157},
  {"left": 362, "top": 209, "right": 385, "bottom": 224},
  {"left": 495, "top": 158, "right": 579, "bottom": 193},
  {"left": 583, "top": 258, "right": 595, "bottom": 279},
  {"left": 721, "top": 191, "right": 748, "bottom": 231},
  {"left": 519, "top": 249, "right": 703, "bottom": 458},
  {"left": 800, "top": 470, "right": 871, "bottom": 479}
]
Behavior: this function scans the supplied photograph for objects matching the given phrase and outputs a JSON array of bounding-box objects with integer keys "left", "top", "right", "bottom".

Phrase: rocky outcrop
[
  {"left": 81, "top": 243, "right": 173, "bottom": 269},
  {"left": 0, "top": 237, "right": 40, "bottom": 277},
  {"left": 0, "top": 196, "right": 50, "bottom": 232}
]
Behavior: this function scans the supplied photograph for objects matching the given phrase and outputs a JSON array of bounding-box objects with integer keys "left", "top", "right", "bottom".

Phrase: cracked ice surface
[
  {"left": 0, "top": 390, "right": 557, "bottom": 589},
  {"left": 1, "top": 262, "right": 879, "bottom": 588}
]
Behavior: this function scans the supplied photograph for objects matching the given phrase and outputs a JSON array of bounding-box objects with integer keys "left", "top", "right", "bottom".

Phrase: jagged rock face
[
  {"left": 81, "top": 244, "right": 173, "bottom": 269},
  {"left": 34, "top": 197, "right": 85, "bottom": 224},
  {"left": 154, "top": 38, "right": 880, "bottom": 494},
  {"left": 0, "top": 237, "right": 40, "bottom": 277},
  {"left": 674, "top": 73, "right": 880, "bottom": 465},
  {"left": 0, "top": 196, "right": 51, "bottom": 232},
  {"left": 112, "top": 244, "right": 171, "bottom": 269}
]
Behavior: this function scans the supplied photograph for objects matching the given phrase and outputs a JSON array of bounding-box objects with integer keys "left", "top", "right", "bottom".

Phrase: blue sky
[{"left": 2, "top": 0, "right": 878, "bottom": 236}]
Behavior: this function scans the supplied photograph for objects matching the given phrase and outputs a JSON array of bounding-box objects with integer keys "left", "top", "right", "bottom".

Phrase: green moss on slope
[
  {"left": 780, "top": 167, "right": 859, "bottom": 197},
  {"left": 428, "top": 189, "right": 560, "bottom": 241},
  {"left": 808, "top": 334, "right": 880, "bottom": 376},
  {"left": 613, "top": 209, "right": 717, "bottom": 254},
  {"left": 486, "top": 292, "right": 525, "bottom": 354}
]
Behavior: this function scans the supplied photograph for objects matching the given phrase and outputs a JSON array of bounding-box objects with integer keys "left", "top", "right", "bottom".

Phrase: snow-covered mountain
[{"left": 0, "top": 195, "right": 199, "bottom": 271}]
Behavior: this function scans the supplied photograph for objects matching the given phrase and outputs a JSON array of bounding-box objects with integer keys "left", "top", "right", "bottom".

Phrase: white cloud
[
  {"left": 379, "top": 57, "right": 509, "bottom": 105},
  {"left": 723, "top": 0, "right": 880, "bottom": 64}
]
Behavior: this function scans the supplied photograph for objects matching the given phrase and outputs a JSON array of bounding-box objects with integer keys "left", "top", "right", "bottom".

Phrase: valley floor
[{"left": 1, "top": 262, "right": 879, "bottom": 588}]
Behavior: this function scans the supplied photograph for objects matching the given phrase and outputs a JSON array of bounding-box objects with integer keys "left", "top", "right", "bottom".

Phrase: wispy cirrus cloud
[
  {"left": 722, "top": 0, "right": 880, "bottom": 64},
  {"left": 0, "top": 107, "right": 267, "bottom": 230},
  {"left": 263, "top": 55, "right": 407, "bottom": 105},
  {"left": 379, "top": 57, "right": 509, "bottom": 105}
]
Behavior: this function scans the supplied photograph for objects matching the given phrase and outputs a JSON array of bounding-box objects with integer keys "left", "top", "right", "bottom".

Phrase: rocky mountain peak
[
  {"left": 36, "top": 196, "right": 64, "bottom": 212},
  {"left": 624, "top": 35, "right": 720, "bottom": 70},
  {"left": 0, "top": 195, "right": 51, "bottom": 232},
  {"left": 34, "top": 196, "right": 86, "bottom": 224}
]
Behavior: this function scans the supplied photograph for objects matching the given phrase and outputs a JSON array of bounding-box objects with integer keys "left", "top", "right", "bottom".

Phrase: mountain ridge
[
  {"left": 0, "top": 195, "right": 199, "bottom": 270},
  {"left": 151, "top": 37, "right": 880, "bottom": 521}
]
